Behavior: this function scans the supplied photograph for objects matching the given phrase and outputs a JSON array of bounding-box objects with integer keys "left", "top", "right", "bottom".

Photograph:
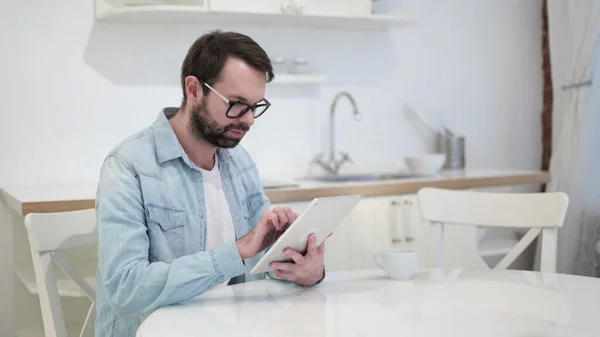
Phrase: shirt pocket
[
  {"left": 244, "top": 192, "right": 265, "bottom": 221},
  {"left": 146, "top": 203, "right": 187, "bottom": 259}
]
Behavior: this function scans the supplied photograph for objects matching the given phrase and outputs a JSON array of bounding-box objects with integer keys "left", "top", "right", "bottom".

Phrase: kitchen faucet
[{"left": 312, "top": 91, "right": 361, "bottom": 175}]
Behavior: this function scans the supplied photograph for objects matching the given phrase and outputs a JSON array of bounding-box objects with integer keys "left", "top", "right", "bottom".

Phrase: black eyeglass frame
[{"left": 201, "top": 80, "right": 271, "bottom": 119}]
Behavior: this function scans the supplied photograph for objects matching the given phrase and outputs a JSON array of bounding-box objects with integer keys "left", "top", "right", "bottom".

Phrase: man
[{"left": 94, "top": 30, "right": 327, "bottom": 337}]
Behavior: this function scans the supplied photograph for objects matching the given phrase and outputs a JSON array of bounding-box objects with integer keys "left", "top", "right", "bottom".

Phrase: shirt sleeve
[{"left": 95, "top": 154, "right": 245, "bottom": 319}]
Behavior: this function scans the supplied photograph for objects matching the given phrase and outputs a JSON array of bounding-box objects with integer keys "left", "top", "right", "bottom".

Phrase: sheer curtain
[{"left": 545, "top": 0, "right": 600, "bottom": 277}]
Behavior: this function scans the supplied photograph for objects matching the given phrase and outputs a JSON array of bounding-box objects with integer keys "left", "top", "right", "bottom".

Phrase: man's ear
[{"left": 185, "top": 76, "right": 203, "bottom": 102}]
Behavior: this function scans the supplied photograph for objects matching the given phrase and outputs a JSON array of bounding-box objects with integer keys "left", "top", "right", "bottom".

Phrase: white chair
[
  {"left": 416, "top": 187, "right": 569, "bottom": 273},
  {"left": 24, "top": 208, "right": 98, "bottom": 337}
]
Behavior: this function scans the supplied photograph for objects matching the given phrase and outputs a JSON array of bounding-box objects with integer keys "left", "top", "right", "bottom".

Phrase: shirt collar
[
  {"left": 152, "top": 107, "right": 185, "bottom": 163},
  {"left": 152, "top": 107, "right": 232, "bottom": 165}
]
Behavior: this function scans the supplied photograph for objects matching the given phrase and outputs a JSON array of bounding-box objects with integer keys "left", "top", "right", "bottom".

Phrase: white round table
[{"left": 136, "top": 269, "right": 600, "bottom": 337}]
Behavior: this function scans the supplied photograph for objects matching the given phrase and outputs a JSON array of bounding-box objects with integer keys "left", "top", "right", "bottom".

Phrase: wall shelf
[
  {"left": 270, "top": 74, "right": 327, "bottom": 84},
  {"left": 94, "top": 3, "right": 414, "bottom": 30}
]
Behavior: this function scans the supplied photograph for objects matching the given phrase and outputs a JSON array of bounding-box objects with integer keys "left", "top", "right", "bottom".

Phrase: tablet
[{"left": 250, "top": 194, "right": 363, "bottom": 274}]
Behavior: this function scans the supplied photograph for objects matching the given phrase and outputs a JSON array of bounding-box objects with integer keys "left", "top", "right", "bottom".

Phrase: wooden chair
[
  {"left": 24, "top": 208, "right": 97, "bottom": 337},
  {"left": 416, "top": 187, "right": 569, "bottom": 273}
]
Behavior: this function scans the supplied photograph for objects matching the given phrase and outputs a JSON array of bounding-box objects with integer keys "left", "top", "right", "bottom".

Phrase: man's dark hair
[{"left": 180, "top": 30, "right": 274, "bottom": 106}]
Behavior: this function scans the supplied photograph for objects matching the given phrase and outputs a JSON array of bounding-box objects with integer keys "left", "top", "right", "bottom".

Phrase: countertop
[{"left": 1, "top": 169, "right": 549, "bottom": 216}]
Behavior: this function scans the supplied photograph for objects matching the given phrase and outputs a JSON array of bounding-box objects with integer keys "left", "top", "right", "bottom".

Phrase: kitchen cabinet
[
  {"left": 273, "top": 192, "right": 526, "bottom": 272},
  {"left": 296, "top": 0, "right": 372, "bottom": 17},
  {"left": 103, "top": 0, "right": 205, "bottom": 5},
  {"left": 208, "top": 0, "right": 291, "bottom": 15},
  {"left": 322, "top": 195, "right": 409, "bottom": 271},
  {"left": 208, "top": 0, "right": 371, "bottom": 17},
  {"left": 273, "top": 194, "right": 425, "bottom": 272},
  {"left": 95, "top": 0, "right": 411, "bottom": 30}
]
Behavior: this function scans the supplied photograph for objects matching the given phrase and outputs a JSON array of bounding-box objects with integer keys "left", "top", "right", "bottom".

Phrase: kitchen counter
[
  {"left": 1, "top": 169, "right": 549, "bottom": 216},
  {"left": 271, "top": 169, "right": 549, "bottom": 203},
  {"left": 0, "top": 168, "right": 549, "bottom": 337}
]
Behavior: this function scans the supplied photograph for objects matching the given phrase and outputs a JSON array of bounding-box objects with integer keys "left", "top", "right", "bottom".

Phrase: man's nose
[{"left": 240, "top": 110, "right": 255, "bottom": 127}]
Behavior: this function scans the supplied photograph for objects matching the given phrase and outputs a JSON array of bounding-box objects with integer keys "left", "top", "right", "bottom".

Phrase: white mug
[{"left": 374, "top": 248, "right": 418, "bottom": 280}]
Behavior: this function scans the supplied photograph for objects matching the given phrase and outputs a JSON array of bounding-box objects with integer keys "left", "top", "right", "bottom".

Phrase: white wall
[
  {"left": 0, "top": 0, "right": 541, "bottom": 334},
  {"left": 0, "top": 0, "right": 543, "bottom": 187}
]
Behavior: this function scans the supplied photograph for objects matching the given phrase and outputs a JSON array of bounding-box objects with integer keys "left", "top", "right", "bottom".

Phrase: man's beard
[{"left": 190, "top": 100, "right": 250, "bottom": 149}]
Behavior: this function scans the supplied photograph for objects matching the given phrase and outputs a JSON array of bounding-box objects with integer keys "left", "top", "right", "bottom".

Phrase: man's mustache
[{"left": 225, "top": 124, "right": 250, "bottom": 132}]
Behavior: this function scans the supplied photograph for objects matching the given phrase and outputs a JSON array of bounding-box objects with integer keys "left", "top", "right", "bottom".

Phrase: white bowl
[{"left": 404, "top": 153, "right": 446, "bottom": 176}]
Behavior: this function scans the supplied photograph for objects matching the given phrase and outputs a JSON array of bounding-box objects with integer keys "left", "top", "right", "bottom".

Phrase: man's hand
[
  {"left": 236, "top": 207, "right": 298, "bottom": 260},
  {"left": 269, "top": 233, "right": 328, "bottom": 287}
]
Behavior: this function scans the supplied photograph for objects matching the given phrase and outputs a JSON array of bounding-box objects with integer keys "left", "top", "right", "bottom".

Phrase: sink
[{"left": 302, "top": 172, "right": 419, "bottom": 183}]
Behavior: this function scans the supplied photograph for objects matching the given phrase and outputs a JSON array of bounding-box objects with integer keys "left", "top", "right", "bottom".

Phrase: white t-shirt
[{"left": 201, "top": 154, "right": 237, "bottom": 287}]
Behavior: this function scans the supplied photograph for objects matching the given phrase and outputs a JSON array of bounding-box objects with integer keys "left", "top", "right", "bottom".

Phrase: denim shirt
[{"left": 94, "top": 108, "right": 272, "bottom": 337}]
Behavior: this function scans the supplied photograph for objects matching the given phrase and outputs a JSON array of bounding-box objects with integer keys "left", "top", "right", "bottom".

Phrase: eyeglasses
[{"left": 202, "top": 81, "right": 271, "bottom": 119}]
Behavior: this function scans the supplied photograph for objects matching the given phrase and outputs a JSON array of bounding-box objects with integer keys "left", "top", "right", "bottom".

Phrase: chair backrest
[
  {"left": 24, "top": 208, "right": 98, "bottom": 337},
  {"left": 416, "top": 187, "right": 569, "bottom": 273}
]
